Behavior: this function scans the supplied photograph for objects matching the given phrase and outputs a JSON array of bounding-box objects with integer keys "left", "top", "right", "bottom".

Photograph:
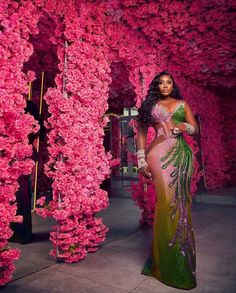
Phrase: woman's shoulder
[
  {"left": 180, "top": 100, "right": 194, "bottom": 112},
  {"left": 181, "top": 100, "right": 191, "bottom": 107},
  {"left": 172, "top": 98, "right": 185, "bottom": 106}
]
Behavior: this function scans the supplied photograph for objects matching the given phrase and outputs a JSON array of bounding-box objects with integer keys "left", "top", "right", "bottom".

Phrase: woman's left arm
[{"left": 174, "top": 101, "right": 199, "bottom": 136}]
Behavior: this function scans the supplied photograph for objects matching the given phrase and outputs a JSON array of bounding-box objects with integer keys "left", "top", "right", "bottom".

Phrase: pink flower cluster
[
  {"left": 108, "top": 61, "right": 136, "bottom": 113},
  {"left": 121, "top": 0, "right": 235, "bottom": 90},
  {"left": 0, "top": 1, "right": 40, "bottom": 285},
  {"left": 23, "top": 11, "right": 63, "bottom": 197},
  {"left": 35, "top": 0, "right": 112, "bottom": 263}
]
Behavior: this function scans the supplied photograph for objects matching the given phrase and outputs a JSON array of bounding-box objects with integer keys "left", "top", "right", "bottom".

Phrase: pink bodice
[
  {"left": 151, "top": 102, "right": 185, "bottom": 123},
  {"left": 151, "top": 101, "right": 185, "bottom": 140}
]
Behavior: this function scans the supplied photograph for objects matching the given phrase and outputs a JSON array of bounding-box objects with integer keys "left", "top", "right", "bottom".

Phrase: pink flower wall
[
  {"left": 218, "top": 91, "right": 236, "bottom": 185},
  {"left": 0, "top": 1, "right": 40, "bottom": 285},
  {"left": 23, "top": 12, "right": 61, "bottom": 197},
  {"left": 0, "top": 0, "right": 235, "bottom": 285},
  {"left": 108, "top": 61, "right": 136, "bottom": 113}
]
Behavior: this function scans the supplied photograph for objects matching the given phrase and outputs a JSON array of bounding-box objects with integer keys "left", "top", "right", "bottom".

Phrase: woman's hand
[
  {"left": 170, "top": 127, "right": 182, "bottom": 138},
  {"left": 170, "top": 119, "right": 186, "bottom": 137},
  {"left": 138, "top": 165, "right": 152, "bottom": 179}
]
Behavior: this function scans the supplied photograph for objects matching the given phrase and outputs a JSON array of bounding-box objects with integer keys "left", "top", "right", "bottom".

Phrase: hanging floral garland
[
  {"left": 0, "top": 1, "right": 40, "bottom": 286},
  {"left": 36, "top": 0, "right": 112, "bottom": 262}
]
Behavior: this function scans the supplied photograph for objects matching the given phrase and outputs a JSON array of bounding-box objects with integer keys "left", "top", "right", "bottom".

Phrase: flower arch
[{"left": 1, "top": 0, "right": 235, "bottom": 286}]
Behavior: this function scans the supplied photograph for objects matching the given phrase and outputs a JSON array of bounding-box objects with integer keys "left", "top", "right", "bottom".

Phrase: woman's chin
[{"left": 160, "top": 93, "right": 171, "bottom": 98}]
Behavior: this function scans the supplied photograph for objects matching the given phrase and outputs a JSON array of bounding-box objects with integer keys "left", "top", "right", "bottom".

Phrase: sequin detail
[
  {"left": 161, "top": 137, "right": 195, "bottom": 275},
  {"left": 151, "top": 102, "right": 184, "bottom": 123}
]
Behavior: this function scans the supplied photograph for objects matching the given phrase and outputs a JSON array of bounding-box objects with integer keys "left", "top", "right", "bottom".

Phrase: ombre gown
[{"left": 141, "top": 101, "right": 197, "bottom": 290}]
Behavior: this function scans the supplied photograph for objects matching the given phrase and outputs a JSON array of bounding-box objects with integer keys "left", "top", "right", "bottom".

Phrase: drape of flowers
[
  {"left": 23, "top": 11, "right": 61, "bottom": 197},
  {"left": 35, "top": 0, "right": 112, "bottom": 263},
  {"left": 108, "top": 61, "right": 136, "bottom": 113},
  {"left": 0, "top": 1, "right": 40, "bottom": 286}
]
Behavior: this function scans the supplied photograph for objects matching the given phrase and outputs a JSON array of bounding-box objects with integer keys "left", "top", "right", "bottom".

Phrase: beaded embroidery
[{"left": 156, "top": 102, "right": 196, "bottom": 276}]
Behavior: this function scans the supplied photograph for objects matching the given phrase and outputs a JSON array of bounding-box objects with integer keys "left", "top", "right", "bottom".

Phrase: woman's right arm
[{"left": 137, "top": 123, "right": 152, "bottom": 179}]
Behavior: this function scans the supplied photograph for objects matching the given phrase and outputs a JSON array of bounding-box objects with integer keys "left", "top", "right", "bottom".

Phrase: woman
[{"left": 137, "top": 71, "right": 199, "bottom": 290}]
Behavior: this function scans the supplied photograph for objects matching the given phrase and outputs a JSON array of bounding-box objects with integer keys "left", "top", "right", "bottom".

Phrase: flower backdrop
[
  {"left": 108, "top": 61, "right": 136, "bottom": 113},
  {"left": 23, "top": 12, "right": 61, "bottom": 197},
  {"left": 219, "top": 91, "right": 236, "bottom": 185},
  {"left": 0, "top": 0, "right": 235, "bottom": 286},
  {"left": 0, "top": 0, "right": 40, "bottom": 285}
]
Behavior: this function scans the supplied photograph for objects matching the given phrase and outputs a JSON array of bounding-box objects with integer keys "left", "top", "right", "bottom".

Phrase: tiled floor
[{"left": 2, "top": 182, "right": 236, "bottom": 293}]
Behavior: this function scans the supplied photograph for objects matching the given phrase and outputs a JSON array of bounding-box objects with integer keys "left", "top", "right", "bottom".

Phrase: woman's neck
[{"left": 159, "top": 95, "right": 172, "bottom": 101}]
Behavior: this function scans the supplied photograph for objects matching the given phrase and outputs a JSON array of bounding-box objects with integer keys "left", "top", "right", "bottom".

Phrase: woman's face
[{"left": 158, "top": 75, "right": 174, "bottom": 97}]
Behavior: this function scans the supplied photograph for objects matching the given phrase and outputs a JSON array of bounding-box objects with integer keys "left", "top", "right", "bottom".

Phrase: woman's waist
[
  {"left": 146, "top": 135, "right": 192, "bottom": 158},
  {"left": 153, "top": 131, "right": 184, "bottom": 142},
  {"left": 146, "top": 135, "right": 184, "bottom": 156}
]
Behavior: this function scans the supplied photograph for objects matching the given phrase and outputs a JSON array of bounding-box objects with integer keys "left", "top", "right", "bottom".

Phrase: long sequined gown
[{"left": 141, "top": 101, "right": 197, "bottom": 289}]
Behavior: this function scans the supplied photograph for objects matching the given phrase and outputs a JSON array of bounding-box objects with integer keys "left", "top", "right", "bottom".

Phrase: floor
[{"left": 1, "top": 181, "right": 236, "bottom": 293}]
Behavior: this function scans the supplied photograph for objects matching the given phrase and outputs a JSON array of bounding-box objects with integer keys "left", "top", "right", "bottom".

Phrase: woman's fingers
[
  {"left": 170, "top": 127, "right": 182, "bottom": 138},
  {"left": 138, "top": 165, "right": 152, "bottom": 179},
  {"left": 142, "top": 166, "right": 152, "bottom": 179}
]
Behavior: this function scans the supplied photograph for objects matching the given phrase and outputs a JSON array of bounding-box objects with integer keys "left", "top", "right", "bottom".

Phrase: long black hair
[{"left": 137, "top": 71, "right": 183, "bottom": 125}]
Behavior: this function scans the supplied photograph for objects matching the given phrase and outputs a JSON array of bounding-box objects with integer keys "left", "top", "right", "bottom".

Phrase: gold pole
[
  {"left": 39, "top": 72, "right": 44, "bottom": 115},
  {"left": 103, "top": 112, "right": 124, "bottom": 118},
  {"left": 28, "top": 81, "right": 32, "bottom": 101},
  {"left": 31, "top": 72, "right": 44, "bottom": 212}
]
